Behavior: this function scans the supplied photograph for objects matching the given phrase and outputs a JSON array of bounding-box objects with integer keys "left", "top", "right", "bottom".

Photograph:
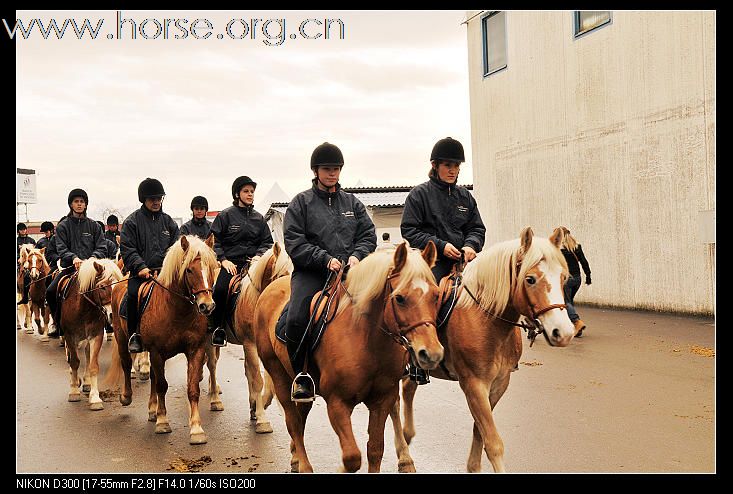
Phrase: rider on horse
[
  {"left": 209, "top": 177, "right": 273, "bottom": 347},
  {"left": 400, "top": 137, "right": 486, "bottom": 383},
  {"left": 122, "top": 178, "right": 180, "bottom": 353},
  {"left": 46, "top": 189, "right": 107, "bottom": 338},
  {"left": 105, "top": 215, "right": 120, "bottom": 244},
  {"left": 180, "top": 196, "right": 212, "bottom": 240},
  {"left": 283, "top": 142, "right": 377, "bottom": 401},
  {"left": 17, "top": 222, "right": 38, "bottom": 306}
]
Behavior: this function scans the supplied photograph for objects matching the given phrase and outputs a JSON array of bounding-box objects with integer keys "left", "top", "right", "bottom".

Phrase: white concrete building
[{"left": 465, "top": 10, "right": 715, "bottom": 314}]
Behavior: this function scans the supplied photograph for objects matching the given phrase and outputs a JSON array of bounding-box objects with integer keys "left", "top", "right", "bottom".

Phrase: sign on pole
[{"left": 16, "top": 168, "right": 37, "bottom": 204}]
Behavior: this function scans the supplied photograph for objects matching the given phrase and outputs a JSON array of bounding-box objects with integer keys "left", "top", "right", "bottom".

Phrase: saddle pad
[
  {"left": 274, "top": 302, "right": 290, "bottom": 344},
  {"left": 222, "top": 289, "right": 244, "bottom": 346},
  {"left": 119, "top": 281, "right": 155, "bottom": 320},
  {"left": 58, "top": 272, "right": 77, "bottom": 300},
  {"left": 437, "top": 274, "right": 461, "bottom": 330}
]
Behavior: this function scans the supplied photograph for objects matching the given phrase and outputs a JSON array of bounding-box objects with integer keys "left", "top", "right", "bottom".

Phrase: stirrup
[
  {"left": 211, "top": 328, "right": 227, "bottom": 347},
  {"left": 128, "top": 333, "right": 144, "bottom": 353},
  {"left": 291, "top": 372, "right": 315, "bottom": 403},
  {"left": 408, "top": 364, "right": 430, "bottom": 385}
]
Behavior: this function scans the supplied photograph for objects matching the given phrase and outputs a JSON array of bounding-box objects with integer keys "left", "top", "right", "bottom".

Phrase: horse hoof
[
  {"left": 40, "top": 335, "right": 49, "bottom": 342},
  {"left": 190, "top": 433, "right": 207, "bottom": 445},
  {"left": 155, "top": 423, "right": 172, "bottom": 434},
  {"left": 148, "top": 411, "right": 156, "bottom": 422},
  {"left": 120, "top": 395, "right": 132, "bottom": 406},
  {"left": 255, "top": 422, "right": 273, "bottom": 434},
  {"left": 82, "top": 384, "right": 91, "bottom": 393},
  {"left": 290, "top": 461, "right": 299, "bottom": 473},
  {"left": 210, "top": 402, "right": 224, "bottom": 412},
  {"left": 68, "top": 393, "right": 81, "bottom": 402},
  {"left": 398, "top": 460, "right": 416, "bottom": 473},
  {"left": 25, "top": 328, "right": 34, "bottom": 334},
  {"left": 106, "top": 334, "right": 113, "bottom": 341},
  {"left": 90, "top": 401, "right": 104, "bottom": 411},
  {"left": 138, "top": 373, "right": 149, "bottom": 382}
]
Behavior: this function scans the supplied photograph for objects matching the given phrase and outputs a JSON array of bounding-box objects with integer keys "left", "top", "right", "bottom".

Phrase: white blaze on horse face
[
  {"left": 411, "top": 279, "right": 430, "bottom": 295},
  {"left": 201, "top": 265, "right": 209, "bottom": 290},
  {"left": 536, "top": 260, "right": 575, "bottom": 344}
]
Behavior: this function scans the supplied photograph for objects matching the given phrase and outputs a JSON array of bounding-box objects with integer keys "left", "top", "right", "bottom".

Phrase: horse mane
[
  {"left": 157, "top": 235, "right": 218, "bottom": 289},
  {"left": 239, "top": 243, "right": 293, "bottom": 311},
  {"left": 27, "top": 248, "right": 50, "bottom": 271},
  {"left": 457, "top": 236, "right": 568, "bottom": 316},
  {"left": 19, "top": 244, "right": 34, "bottom": 259},
  {"left": 78, "top": 258, "right": 124, "bottom": 292},
  {"left": 337, "top": 247, "right": 435, "bottom": 318}
]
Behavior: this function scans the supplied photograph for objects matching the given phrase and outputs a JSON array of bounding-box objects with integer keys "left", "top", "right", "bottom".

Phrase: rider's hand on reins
[
  {"left": 443, "top": 243, "right": 462, "bottom": 260},
  {"left": 461, "top": 246, "right": 477, "bottom": 262},
  {"left": 327, "top": 257, "right": 342, "bottom": 272}
]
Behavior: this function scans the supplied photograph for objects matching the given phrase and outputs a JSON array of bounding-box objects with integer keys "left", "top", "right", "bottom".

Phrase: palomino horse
[
  {"left": 25, "top": 248, "right": 52, "bottom": 339},
  {"left": 104, "top": 235, "right": 217, "bottom": 444},
  {"left": 57, "top": 258, "right": 124, "bottom": 410},
  {"left": 204, "top": 242, "right": 292, "bottom": 434},
  {"left": 16, "top": 244, "right": 37, "bottom": 332},
  {"left": 254, "top": 241, "right": 444, "bottom": 473},
  {"left": 392, "top": 227, "right": 575, "bottom": 472}
]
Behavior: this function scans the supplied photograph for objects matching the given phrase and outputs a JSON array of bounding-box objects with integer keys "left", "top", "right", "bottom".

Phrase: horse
[
  {"left": 254, "top": 241, "right": 444, "bottom": 472},
  {"left": 23, "top": 248, "right": 52, "bottom": 339},
  {"left": 104, "top": 235, "right": 217, "bottom": 444},
  {"left": 391, "top": 227, "right": 575, "bottom": 472},
  {"left": 203, "top": 242, "right": 292, "bottom": 434},
  {"left": 16, "top": 244, "right": 37, "bottom": 332},
  {"left": 56, "top": 257, "right": 124, "bottom": 409}
]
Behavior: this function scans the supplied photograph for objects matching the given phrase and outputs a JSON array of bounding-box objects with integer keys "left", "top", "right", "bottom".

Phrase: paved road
[{"left": 16, "top": 306, "right": 715, "bottom": 474}]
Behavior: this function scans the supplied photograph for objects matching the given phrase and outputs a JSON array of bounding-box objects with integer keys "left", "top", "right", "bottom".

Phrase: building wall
[{"left": 467, "top": 11, "right": 715, "bottom": 314}]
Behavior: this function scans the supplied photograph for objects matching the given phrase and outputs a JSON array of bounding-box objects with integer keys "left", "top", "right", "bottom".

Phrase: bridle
[{"left": 150, "top": 259, "right": 213, "bottom": 313}]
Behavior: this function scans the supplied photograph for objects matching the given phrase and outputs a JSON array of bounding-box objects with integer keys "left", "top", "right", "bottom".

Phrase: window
[
  {"left": 481, "top": 11, "right": 507, "bottom": 77},
  {"left": 574, "top": 11, "right": 611, "bottom": 37}
]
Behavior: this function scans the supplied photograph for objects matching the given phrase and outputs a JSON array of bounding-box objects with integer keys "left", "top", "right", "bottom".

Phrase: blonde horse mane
[
  {"left": 457, "top": 236, "right": 568, "bottom": 316},
  {"left": 78, "top": 258, "right": 124, "bottom": 293},
  {"left": 157, "top": 235, "right": 218, "bottom": 289},
  {"left": 238, "top": 243, "right": 293, "bottom": 311},
  {"left": 337, "top": 247, "right": 435, "bottom": 319}
]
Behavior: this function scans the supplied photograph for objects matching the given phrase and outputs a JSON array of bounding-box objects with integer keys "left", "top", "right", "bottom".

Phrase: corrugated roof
[{"left": 270, "top": 185, "right": 473, "bottom": 209}]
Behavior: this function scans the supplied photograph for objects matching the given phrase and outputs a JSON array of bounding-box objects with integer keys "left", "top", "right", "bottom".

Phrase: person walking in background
[
  {"left": 559, "top": 226, "right": 592, "bottom": 337},
  {"left": 375, "top": 232, "right": 394, "bottom": 251}
]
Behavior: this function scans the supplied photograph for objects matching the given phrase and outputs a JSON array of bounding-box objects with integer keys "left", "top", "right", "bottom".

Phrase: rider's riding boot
[
  {"left": 104, "top": 321, "right": 114, "bottom": 334},
  {"left": 574, "top": 319, "right": 586, "bottom": 338},
  {"left": 287, "top": 337, "right": 314, "bottom": 402},
  {"left": 408, "top": 363, "right": 430, "bottom": 385},
  {"left": 128, "top": 332, "right": 144, "bottom": 353},
  {"left": 48, "top": 305, "right": 62, "bottom": 338},
  {"left": 211, "top": 327, "right": 227, "bottom": 347}
]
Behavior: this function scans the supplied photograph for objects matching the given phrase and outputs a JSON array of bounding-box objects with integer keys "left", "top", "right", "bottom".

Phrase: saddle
[
  {"left": 119, "top": 279, "right": 156, "bottom": 320},
  {"left": 436, "top": 265, "right": 464, "bottom": 330},
  {"left": 57, "top": 272, "right": 78, "bottom": 301},
  {"left": 221, "top": 270, "right": 246, "bottom": 344}
]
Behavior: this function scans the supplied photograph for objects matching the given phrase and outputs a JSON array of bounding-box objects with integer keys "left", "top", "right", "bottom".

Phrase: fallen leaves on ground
[
  {"left": 99, "top": 388, "right": 120, "bottom": 401},
  {"left": 690, "top": 345, "right": 714, "bottom": 358},
  {"left": 167, "top": 455, "right": 213, "bottom": 472},
  {"left": 520, "top": 360, "right": 543, "bottom": 366}
]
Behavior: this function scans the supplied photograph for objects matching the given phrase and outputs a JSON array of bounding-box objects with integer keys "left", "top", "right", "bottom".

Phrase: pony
[
  {"left": 104, "top": 235, "right": 217, "bottom": 445},
  {"left": 56, "top": 257, "right": 124, "bottom": 410},
  {"left": 254, "top": 241, "right": 444, "bottom": 472},
  {"left": 16, "top": 244, "right": 37, "bottom": 332},
  {"left": 203, "top": 242, "right": 292, "bottom": 434},
  {"left": 392, "top": 227, "right": 575, "bottom": 472},
  {"left": 24, "top": 248, "right": 52, "bottom": 339}
]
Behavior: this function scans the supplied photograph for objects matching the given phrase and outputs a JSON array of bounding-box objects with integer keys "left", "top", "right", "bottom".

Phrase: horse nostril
[
  {"left": 552, "top": 328, "right": 561, "bottom": 339},
  {"left": 198, "top": 303, "right": 207, "bottom": 312},
  {"left": 418, "top": 349, "right": 429, "bottom": 362}
]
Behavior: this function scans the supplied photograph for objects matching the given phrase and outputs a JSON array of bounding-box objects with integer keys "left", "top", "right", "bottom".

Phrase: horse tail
[
  {"left": 262, "top": 369, "right": 275, "bottom": 409},
  {"left": 102, "top": 337, "right": 124, "bottom": 390}
]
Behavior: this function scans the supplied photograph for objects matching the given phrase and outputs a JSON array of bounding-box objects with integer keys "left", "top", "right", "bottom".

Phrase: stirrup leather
[{"left": 291, "top": 372, "right": 316, "bottom": 403}]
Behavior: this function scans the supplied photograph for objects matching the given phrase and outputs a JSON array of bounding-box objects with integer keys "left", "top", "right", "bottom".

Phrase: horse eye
[
  {"left": 395, "top": 294, "right": 406, "bottom": 305},
  {"left": 186, "top": 268, "right": 192, "bottom": 273},
  {"left": 526, "top": 276, "right": 536, "bottom": 285}
]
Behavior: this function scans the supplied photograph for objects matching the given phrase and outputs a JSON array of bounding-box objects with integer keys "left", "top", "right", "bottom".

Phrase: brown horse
[
  {"left": 204, "top": 242, "right": 292, "bottom": 434},
  {"left": 57, "top": 258, "right": 124, "bottom": 409},
  {"left": 254, "top": 241, "right": 444, "bottom": 472},
  {"left": 25, "top": 248, "right": 52, "bottom": 339},
  {"left": 392, "top": 227, "right": 575, "bottom": 472},
  {"left": 104, "top": 235, "right": 217, "bottom": 444},
  {"left": 16, "top": 244, "right": 37, "bottom": 332}
]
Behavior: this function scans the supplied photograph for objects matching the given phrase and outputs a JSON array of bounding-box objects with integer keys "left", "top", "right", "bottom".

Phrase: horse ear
[
  {"left": 273, "top": 242, "right": 281, "bottom": 257},
  {"left": 393, "top": 242, "right": 408, "bottom": 274},
  {"left": 519, "top": 226, "right": 534, "bottom": 259},
  {"left": 422, "top": 240, "right": 437, "bottom": 268},
  {"left": 549, "top": 227, "right": 564, "bottom": 248},
  {"left": 181, "top": 235, "right": 190, "bottom": 251},
  {"left": 204, "top": 233, "right": 215, "bottom": 249},
  {"left": 93, "top": 261, "right": 104, "bottom": 275},
  {"left": 39, "top": 247, "right": 46, "bottom": 255}
]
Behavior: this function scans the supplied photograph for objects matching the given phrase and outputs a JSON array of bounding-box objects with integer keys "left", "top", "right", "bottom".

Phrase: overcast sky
[{"left": 16, "top": 10, "right": 473, "bottom": 223}]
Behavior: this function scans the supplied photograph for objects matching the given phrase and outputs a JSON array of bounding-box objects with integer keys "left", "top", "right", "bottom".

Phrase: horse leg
[
  {"left": 87, "top": 334, "right": 104, "bottom": 411},
  {"left": 31, "top": 301, "right": 41, "bottom": 334},
  {"left": 460, "top": 377, "right": 505, "bottom": 473},
  {"left": 263, "top": 370, "right": 274, "bottom": 409},
  {"left": 204, "top": 342, "right": 223, "bottom": 412},
  {"left": 389, "top": 394, "right": 416, "bottom": 473},
  {"left": 149, "top": 351, "right": 171, "bottom": 434},
  {"left": 187, "top": 348, "right": 207, "bottom": 445},
  {"left": 467, "top": 422, "right": 484, "bottom": 472},
  {"left": 243, "top": 341, "right": 272, "bottom": 433},
  {"left": 365, "top": 396, "right": 395, "bottom": 473},
  {"left": 147, "top": 365, "right": 157, "bottom": 421},
  {"left": 326, "top": 398, "right": 361, "bottom": 473},
  {"left": 39, "top": 305, "right": 49, "bottom": 342},
  {"left": 81, "top": 341, "right": 92, "bottom": 393},
  {"left": 23, "top": 303, "right": 33, "bottom": 334},
  {"left": 270, "top": 364, "right": 313, "bottom": 472},
  {"left": 401, "top": 377, "right": 418, "bottom": 445},
  {"left": 67, "top": 338, "right": 82, "bottom": 402}
]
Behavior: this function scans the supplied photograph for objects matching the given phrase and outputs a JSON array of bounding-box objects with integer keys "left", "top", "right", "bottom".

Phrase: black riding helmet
[
  {"left": 17, "top": 222, "right": 27, "bottom": 232},
  {"left": 430, "top": 137, "right": 465, "bottom": 163},
  {"left": 106, "top": 214, "right": 119, "bottom": 226},
  {"left": 191, "top": 196, "right": 209, "bottom": 210},
  {"left": 231, "top": 176, "right": 257, "bottom": 200},
  {"left": 67, "top": 188, "right": 89, "bottom": 206},
  {"left": 137, "top": 178, "right": 165, "bottom": 203},
  {"left": 310, "top": 142, "right": 344, "bottom": 169},
  {"left": 40, "top": 221, "right": 54, "bottom": 232}
]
